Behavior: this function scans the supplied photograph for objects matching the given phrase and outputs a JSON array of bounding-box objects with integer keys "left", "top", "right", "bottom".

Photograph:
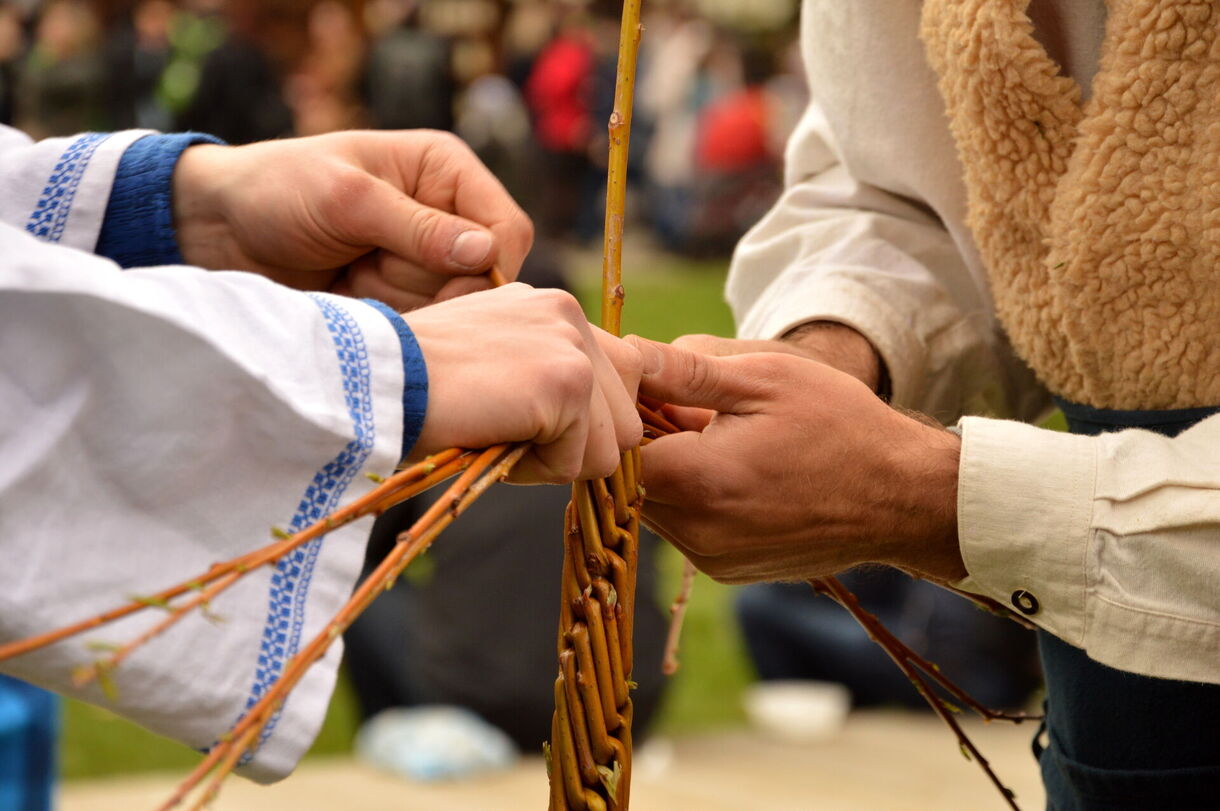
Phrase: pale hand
[
  {"left": 172, "top": 130, "right": 533, "bottom": 310},
  {"left": 404, "top": 284, "right": 645, "bottom": 484},
  {"left": 630, "top": 337, "right": 966, "bottom": 584}
]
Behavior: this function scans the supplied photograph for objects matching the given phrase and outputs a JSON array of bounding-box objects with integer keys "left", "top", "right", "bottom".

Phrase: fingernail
[{"left": 449, "top": 230, "right": 493, "bottom": 268}]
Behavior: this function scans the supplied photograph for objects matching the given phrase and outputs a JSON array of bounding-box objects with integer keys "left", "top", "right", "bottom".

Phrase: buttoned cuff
[
  {"left": 734, "top": 273, "right": 928, "bottom": 408},
  {"left": 952, "top": 416, "right": 1098, "bottom": 646},
  {"left": 96, "top": 132, "right": 226, "bottom": 268}
]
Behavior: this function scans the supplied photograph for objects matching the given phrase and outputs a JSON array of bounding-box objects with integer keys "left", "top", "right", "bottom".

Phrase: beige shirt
[{"left": 728, "top": 0, "right": 1220, "bottom": 684}]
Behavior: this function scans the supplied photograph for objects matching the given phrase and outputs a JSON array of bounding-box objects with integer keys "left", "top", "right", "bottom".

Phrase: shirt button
[{"left": 1011, "top": 589, "right": 1039, "bottom": 615}]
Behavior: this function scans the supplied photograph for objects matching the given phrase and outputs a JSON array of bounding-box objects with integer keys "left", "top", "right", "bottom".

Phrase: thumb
[
  {"left": 355, "top": 178, "right": 498, "bottom": 274},
  {"left": 627, "top": 336, "right": 762, "bottom": 413}
]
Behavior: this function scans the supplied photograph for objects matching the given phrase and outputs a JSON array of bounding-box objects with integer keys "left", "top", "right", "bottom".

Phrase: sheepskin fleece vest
[{"left": 921, "top": 0, "right": 1220, "bottom": 409}]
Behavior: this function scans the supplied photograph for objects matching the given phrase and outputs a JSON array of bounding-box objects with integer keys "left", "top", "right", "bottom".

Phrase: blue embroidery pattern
[
  {"left": 240, "top": 295, "right": 375, "bottom": 756},
  {"left": 25, "top": 133, "right": 109, "bottom": 243}
]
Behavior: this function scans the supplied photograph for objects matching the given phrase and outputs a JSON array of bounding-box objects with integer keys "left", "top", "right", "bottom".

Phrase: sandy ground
[{"left": 60, "top": 710, "right": 1046, "bottom": 810}]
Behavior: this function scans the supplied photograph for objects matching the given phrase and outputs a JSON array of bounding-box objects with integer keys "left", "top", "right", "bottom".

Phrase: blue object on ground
[
  {"left": 0, "top": 674, "right": 57, "bottom": 811},
  {"left": 355, "top": 705, "right": 518, "bottom": 782}
]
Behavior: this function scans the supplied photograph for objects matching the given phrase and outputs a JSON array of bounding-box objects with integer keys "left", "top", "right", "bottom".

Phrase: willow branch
[
  {"left": 809, "top": 577, "right": 1035, "bottom": 724},
  {"left": 600, "top": 0, "right": 643, "bottom": 338},
  {"left": 661, "top": 558, "right": 698, "bottom": 675},
  {"left": 161, "top": 443, "right": 528, "bottom": 810},
  {"left": 0, "top": 449, "right": 473, "bottom": 665}
]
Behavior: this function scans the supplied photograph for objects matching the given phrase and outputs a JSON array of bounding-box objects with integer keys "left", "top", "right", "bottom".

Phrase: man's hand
[
  {"left": 404, "top": 284, "right": 644, "bottom": 484},
  {"left": 172, "top": 131, "right": 533, "bottom": 310},
  {"left": 630, "top": 337, "right": 965, "bottom": 584}
]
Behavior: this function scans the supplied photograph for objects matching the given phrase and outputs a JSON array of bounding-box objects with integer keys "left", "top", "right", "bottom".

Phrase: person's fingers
[
  {"left": 433, "top": 274, "right": 495, "bottom": 303},
  {"left": 333, "top": 255, "right": 433, "bottom": 312},
  {"left": 579, "top": 385, "right": 624, "bottom": 479},
  {"left": 512, "top": 392, "right": 591, "bottom": 484},
  {"left": 593, "top": 328, "right": 646, "bottom": 400},
  {"left": 588, "top": 329, "right": 644, "bottom": 451},
  {"left": 642, "top": 506, "right": 836, "bottom": 584},
  {"left": 628, "top": 336, "right": 767, "bottom": 413},
  {"left": 336, "top": 174, "right": 499, "bottom": 274},
  {"left": 377, "top": 131, "right": 533, "bottom": 280},
  {"left": 637, "top": 431, "right": 718, "bottom": 506},
  {"left": 661, "top": 403, "right": 715, "bottom": 432}
]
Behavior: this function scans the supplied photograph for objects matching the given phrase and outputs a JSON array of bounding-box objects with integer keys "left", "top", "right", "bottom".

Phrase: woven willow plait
[
  {"left": 548, "top": 456, "right": 642, "bottom": 811},
  {"left": 547, "top": 1, "right": 644, "bottom": 808}
]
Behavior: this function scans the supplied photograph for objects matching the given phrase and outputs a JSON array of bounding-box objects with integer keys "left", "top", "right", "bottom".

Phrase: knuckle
[
  {"left": 673, "top": 333, "right": 715, "bottom": 352},
  {"left": 513, "top": 209, "right": 536, "bottom": 250},
  {"left": 552, "top": 353, "right": 594, "bottom": 400},
  {"left": 682, "top": 352, "right": 718, "bottom": 397},
  {"left": 543, "top": 451, "right": 583, "bottom": 484},
  {"left": 534, "top": 287, "right": 583, "bottom": 320},
  {"left": 618, "top": 418, "right": 644, "bottom": 452},
  {"left": 588, "top": 449, "right": 619, "bottom": 480},
  {"left": 406, "top": 206, "right": 444, "bottom": 254},
  {"left": 323, "top": 166, "right": 376, "bottom": 213}
]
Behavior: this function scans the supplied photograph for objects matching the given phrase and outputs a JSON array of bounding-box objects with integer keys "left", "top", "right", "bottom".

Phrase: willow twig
[
  {"left": 810, "top": 577, "right": 1035, "bottom": 725},
  {"left": 0, "top": 449, "right": 474, "bottom": 665},
  {"left": 809, "top": 577, "right": 1023, "bottom": 809},
  {"left": 661, "top": 558, "right": 697, "bottom": 675},
  {"left": 161, "top": 443, "right": 528, "bottom": 810}
]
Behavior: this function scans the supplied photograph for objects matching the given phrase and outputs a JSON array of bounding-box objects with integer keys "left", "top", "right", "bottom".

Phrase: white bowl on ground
[{"left": 743, "top": 680, "right": 852, "bottom": 745}]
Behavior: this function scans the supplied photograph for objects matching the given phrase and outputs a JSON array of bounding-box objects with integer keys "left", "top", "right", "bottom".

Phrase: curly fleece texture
[{"left": 922, "top": 0, "right": 1219, "bottom": 409}]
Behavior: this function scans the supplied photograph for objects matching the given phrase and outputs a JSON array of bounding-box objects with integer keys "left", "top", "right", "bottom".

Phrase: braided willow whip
[{"left": 546, "top": 4, "right": 644, "bottom": 810}]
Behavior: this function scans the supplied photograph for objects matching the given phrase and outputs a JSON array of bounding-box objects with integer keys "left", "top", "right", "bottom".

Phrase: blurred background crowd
[
  {"left": 1, "top": 0, "right": 1045, "bottom": 802},
  {"left": 0, "top": 0, "right": 806, "bottom": 256}
]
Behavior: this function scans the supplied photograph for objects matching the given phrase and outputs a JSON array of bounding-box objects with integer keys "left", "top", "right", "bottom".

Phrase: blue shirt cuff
[
  {"left": 96, "top": 132, "right": 226, "bottom": 268},
  {"left": 361, "top": 299, "right": 429, "bottom": 461}
]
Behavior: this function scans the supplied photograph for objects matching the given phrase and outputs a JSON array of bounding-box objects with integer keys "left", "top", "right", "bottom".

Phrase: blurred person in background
[
  {"left": 685, "top": 41, "right": 783, "bottom": 255},
  {"left": 362, "top": 0, "right": 453, "bottom": 132},
  {"left": 736, "top": 571, "right": 1039, "bottom": 712},
  {"left": 16, "top": 0, "right": 107, "bottom": 137},
  {"left": 175, "top": 0, "right": 301, "bottom": 143},
  {"left": 501, "top": 0, "right": 553, "bottom": 89},
  {"left": 0, "top": 2, "right": 23, "bottom": 125},
  {"left": 287, "top": 0, "right": 366, "bottom": 135},
  {"left": 635, "top": 6, "right": 711, "bottom": 252},
  {"left": 105, "top": 0, "right": 172, "bottom": 131},
  {"left": 523, "top": 2, "right": 595, "bottom": 240}
]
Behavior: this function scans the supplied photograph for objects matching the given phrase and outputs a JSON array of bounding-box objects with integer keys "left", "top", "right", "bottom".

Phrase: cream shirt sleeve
[
  {"left": 954, "top": 415, "right": 1220, "bottom": 685},
  {"left": 726, "top": 0, "right": 1049, "bottom": 424}
]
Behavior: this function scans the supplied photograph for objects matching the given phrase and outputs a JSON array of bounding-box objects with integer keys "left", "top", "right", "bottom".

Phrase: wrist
[
  {"left": 882, "top": 420, "right": 966, "bottom": 582},
  {"left": 781, "top": 321, "right": 886, "bottom": 394},
  {"left": 172, "top": 142, "right": 236, "bottom": 268}
]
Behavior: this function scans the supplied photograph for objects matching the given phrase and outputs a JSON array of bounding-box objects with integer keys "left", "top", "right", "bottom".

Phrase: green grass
[{"left": 60, "top": 252, "right": 752, "bottom": 779}]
